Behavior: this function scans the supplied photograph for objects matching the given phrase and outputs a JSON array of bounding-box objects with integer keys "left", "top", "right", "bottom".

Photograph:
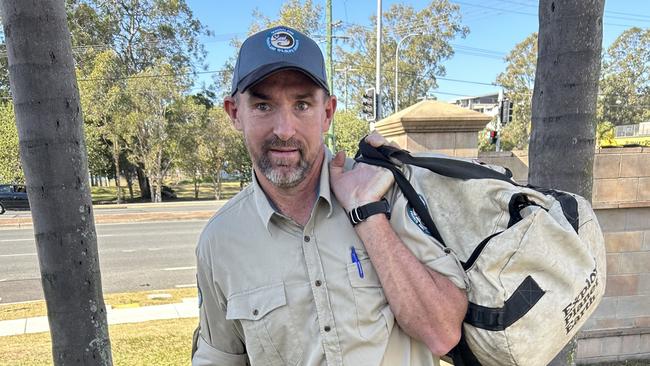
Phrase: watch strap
[{"left": 348, "top": 198, "right": 391, "bottom": 226}]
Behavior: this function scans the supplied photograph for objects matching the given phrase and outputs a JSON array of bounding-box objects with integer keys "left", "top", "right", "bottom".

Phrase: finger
[
  {"left": 365, "top": 131, "right": 389, "bottom": 147},
  {"left": 329, "top": 150, "right": 346, "bottom": 178}
]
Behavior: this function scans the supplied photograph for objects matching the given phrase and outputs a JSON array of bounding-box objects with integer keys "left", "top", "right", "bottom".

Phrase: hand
[
  {"left": 329, "top": 132, "right": 398, "bottom": 212},
  {"left": 365, "top": 131, "right": 400, "bottom": 149}
]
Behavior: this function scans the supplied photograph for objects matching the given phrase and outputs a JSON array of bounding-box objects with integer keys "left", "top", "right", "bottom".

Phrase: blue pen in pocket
[{"left": 350, "top": 247, "right": 364, "bottom": 279}]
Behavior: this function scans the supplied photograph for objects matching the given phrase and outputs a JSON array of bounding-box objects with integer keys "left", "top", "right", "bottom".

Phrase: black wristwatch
[{"left": 348, "top": 198, "right": 391, "bottom": 226}]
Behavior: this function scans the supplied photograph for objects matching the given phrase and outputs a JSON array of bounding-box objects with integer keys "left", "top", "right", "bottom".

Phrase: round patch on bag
[{"left": 407, "top": 194, "right": 432, "bottom": 236}]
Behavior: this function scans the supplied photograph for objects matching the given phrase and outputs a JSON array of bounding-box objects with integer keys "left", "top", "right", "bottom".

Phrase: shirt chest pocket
[
  {"left": 226, "top": 282, "right": 302, "bottom": 366},
  {"left": 347, "top": 248, "right": 394, "bottom": 341}
]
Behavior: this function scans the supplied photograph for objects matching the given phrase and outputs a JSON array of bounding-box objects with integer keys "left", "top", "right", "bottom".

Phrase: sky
[{"left": 185, "top": 0, "right": 650, "bottom": 102}]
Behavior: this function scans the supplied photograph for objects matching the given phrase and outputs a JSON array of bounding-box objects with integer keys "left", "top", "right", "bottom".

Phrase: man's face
[{"left": 225, "top": 70, "right": 336, "bottom": 188}]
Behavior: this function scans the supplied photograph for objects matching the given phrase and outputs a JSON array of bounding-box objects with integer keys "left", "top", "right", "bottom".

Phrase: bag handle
[{"left": 357, "top": 139, "right": 520, "bottom": 184}]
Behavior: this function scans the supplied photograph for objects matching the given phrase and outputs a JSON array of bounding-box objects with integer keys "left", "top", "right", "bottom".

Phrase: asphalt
[
  {"left": 0, "top": 297, "right": 199, "bottom": 337},
  {"left": 0, "top": 201, "right": 210, "bottom": 337}
]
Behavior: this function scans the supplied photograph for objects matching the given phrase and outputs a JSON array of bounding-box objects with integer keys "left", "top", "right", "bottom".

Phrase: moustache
[{"left": 262, "top": 137, "right": 304, "bottom": 152}]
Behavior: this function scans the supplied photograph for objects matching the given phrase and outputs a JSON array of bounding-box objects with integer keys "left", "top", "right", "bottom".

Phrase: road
[{"left": 0, "top": 219, "right": 209, "bottom": 304}]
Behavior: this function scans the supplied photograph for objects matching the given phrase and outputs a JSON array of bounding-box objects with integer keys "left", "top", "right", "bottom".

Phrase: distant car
[
  {"left": 161, "top": 185, "right": 177, "bottom": 199},
  {"left": 0, "top": 184, "right": 30, "bottom": 214}
]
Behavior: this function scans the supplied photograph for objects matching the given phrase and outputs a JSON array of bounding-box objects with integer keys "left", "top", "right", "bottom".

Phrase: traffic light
[
  {"left": 362, "top": 88, "right": 376, "bottom": 122},
  {"left": 500, "top": 99, "right": 513, "bottom": 124},
  {"left": 489, "top": 130, "right": 498, "bottom": 144}
]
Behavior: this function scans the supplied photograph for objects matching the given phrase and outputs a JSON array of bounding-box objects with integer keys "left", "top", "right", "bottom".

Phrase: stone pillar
[{"left": 374, "top": 100, "right": 492, "bottom": 157}]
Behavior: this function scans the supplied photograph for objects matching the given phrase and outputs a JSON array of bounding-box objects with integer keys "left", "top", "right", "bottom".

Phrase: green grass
[
  {"left": 90, "top": 181, "right": 245, "bottom": 204},
  {"left": 0, "top": 288, "right": 197, "bottom": 321},
  {"left": 0, "top": 318, "right": 197, "bottom": 366}
]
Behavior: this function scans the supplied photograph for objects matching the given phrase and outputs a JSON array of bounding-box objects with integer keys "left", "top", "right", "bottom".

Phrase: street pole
[
  {"left": 335, "top": 66, "right": 358, "bottom": 110},
  {"left": 372, "top": 0, "right": 382, "bottom": 129},
  {"left": 496, "top": 89, "right": 503, "bottom": 152},
  {"left": 325, "top": 0, "right": 335, "bottom": 150},
  {"left": 394, "top": 33, "right": 420, "bottom": 113}
]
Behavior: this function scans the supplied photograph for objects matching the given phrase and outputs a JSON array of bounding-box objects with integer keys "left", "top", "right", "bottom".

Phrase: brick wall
[
  {"left": 579, "top": 206, "right": 650, "bottom": 363},
  {"left": 478, "top": 147, "right": 650, "bottom": 364}
]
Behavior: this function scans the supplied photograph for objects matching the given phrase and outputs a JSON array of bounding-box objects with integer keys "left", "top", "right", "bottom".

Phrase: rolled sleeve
[
  {"left": 194, "top": 242, "right": 248, "bottom": 365},
  {"left": 193, "top": 335, "right": 249, "bottom": 366}
]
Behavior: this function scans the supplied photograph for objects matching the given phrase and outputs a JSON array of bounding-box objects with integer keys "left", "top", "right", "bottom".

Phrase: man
[{"left": 193, "top": 25, "right": 468, "bottom": 366}]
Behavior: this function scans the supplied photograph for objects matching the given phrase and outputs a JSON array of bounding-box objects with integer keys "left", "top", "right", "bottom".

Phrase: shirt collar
[{"left": 252, "top": 147, "right": 335, "bottom": 231}]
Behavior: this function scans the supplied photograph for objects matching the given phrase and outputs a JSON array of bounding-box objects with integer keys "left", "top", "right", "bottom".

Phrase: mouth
[{"left": 269, "top": 148, "right": 299, "bottom": 158}]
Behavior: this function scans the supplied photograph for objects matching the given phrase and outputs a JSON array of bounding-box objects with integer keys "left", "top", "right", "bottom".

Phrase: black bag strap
[{"left": 357, "top": 139, "right": 521, "bottom": 185}]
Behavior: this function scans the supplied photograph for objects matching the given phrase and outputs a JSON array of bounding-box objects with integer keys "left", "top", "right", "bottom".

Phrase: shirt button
[
  {"left": 315, "top": 280, "right": 322, "bottom": 287},
  {"left": 304, "top": 236, "right": 311, "bottom": 242},
  {"left": 324, "top": 325, "right": 331, "bottom": 332},
  {"left": 252, "top": 309, "right": 259, "bottom": 316}
]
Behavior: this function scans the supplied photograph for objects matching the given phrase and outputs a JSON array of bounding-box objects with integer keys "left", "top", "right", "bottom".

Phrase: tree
[
  {"left": 598, "top": 27, "right": 650, "bottom": 126},
  {"left": 336, "top": 1, "right": 468, "bottom": 115},
  {"left": 124, "top": 62, "right": 188, "bottom": 202},
  {"left": 496, "top": 33, "right": 538, "bottom": 150},
  {"left": 223, "top": 131, "right": 252, "bottom": 190},
  {"left": 332, "top": 110, "right": 370, "bottom": 156},
  {"left": 79, "top": 49, "right": 129, "bottom": 202},
  {"left": 174, "top": 96, "right": 210, "bottom": 199},
  {"left": 70, "top": 0, "right": 208, "bottom": 200},
  {"left": 250, "top": 0, "right": 322, "bottom": 35},
  {"left": 0, "top": 102, "right": 23, "bottom": 183},
  {"left": 529, "top": 2, "right": 605, "bottom": 364},
  {"left": 0, "top": 1, "right": 112, "bottom": 364},
  {"left": 84, "top": 0, "right": 207, "bottom": 74},
  {"left": 0, "top": 1, "right": 110, "bottom": 99},
  {"left": 198, "top": 108, "right": 239, "bottom": 199}
]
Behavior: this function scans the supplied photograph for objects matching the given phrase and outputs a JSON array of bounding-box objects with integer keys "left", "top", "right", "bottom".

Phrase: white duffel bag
[{"left": 355, "top": 141, "right": 606, "bottom": 366}]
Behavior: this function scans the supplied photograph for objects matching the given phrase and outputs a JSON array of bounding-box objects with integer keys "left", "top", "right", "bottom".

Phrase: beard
[{"left": 251, "top": 136, "right": 312, "bottom": 188}]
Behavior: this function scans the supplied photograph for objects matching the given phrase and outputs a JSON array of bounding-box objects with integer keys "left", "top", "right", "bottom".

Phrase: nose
[{"left": 272, "top": 106, "right": 298, "bottom": 141}]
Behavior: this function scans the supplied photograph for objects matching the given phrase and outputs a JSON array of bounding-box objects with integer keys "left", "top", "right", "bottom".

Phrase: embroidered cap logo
[{"left": 267, "top": 28, "right": 300, "bottom": 53}]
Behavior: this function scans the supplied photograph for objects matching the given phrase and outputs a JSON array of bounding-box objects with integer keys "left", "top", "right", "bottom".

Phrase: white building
[{"left": 450, "top": 93, "right": 500, "bottom": 117}]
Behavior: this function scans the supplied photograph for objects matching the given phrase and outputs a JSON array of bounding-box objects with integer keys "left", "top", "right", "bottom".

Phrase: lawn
[
  {"left": 91, "top": 181, "right": 245, "bottom": 204},
  {"left": 0, "top": 318, "right": 197, "bottom": 366}
]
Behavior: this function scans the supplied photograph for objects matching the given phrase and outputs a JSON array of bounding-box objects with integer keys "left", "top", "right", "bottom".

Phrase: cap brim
[{"left": 232, "top": 62, "right": 329, "bottom": 96}]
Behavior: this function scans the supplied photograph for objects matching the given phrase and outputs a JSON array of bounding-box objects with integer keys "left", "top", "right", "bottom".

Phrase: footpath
[
  {"left": 0, "top": 200, "right": 223, "bottom": 229},
  {"left": 0, "top": 297, "right": 199, "bottom": 337}
]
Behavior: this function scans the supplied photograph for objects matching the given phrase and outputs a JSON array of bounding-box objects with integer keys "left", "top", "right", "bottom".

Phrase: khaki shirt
[{"left": 193, "top": 151, "right": 466, "bottom": 366}]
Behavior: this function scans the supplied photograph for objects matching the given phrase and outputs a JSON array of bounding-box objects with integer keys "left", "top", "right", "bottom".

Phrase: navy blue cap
[{"left": 231, "top": 26, "right": 329, "bottom": 96}]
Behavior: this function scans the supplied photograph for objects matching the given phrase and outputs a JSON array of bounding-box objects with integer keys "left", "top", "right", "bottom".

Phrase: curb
[{"left": 0, "top": 208, "right": 221, "bottom": 229}]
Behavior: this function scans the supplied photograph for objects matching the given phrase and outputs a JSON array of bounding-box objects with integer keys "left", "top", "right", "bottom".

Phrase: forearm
[{"left": 354, "top": 214, "right": 468, "bottom": 355}]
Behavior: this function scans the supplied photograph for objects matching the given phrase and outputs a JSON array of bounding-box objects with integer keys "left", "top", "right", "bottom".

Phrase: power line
[
  {"left": 607, "top": 10, "right": 650, "bottom": 20},
  {"left": 345, "top": 63, "right": 498, "bottom": 86},
  {"left": 453, "top": 0, "right": 645, "bottom": 28},
  {"left": 77, "top": 69, "right": 228, "bottom": 82}
]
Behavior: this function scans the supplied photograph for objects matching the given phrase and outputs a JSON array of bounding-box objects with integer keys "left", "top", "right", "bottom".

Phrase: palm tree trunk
[
  {"left": 529, "top": 0, "right": 604, "bottom": 201},
  {"left": 0, "top": 1, "right": 113, "bottom": 364},
  {"left": 529, "top": 1, "right": 605, "bottom": 365}
]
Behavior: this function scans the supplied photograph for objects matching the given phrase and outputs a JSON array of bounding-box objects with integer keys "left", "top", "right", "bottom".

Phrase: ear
[
  {"left": 322, "top": 94, "right": 337, "bottom": 133},
  {"left": 224, "top": 96, "right": 242, "bottom": 131}
]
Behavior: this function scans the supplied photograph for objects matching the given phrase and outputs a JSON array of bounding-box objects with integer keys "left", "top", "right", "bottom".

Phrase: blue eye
[
  {"left": 255, "top": 103, "right": 271, "bottom": 111},
  {"left": 296, "top": 101, "right": 309, "bottom": 111}
]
